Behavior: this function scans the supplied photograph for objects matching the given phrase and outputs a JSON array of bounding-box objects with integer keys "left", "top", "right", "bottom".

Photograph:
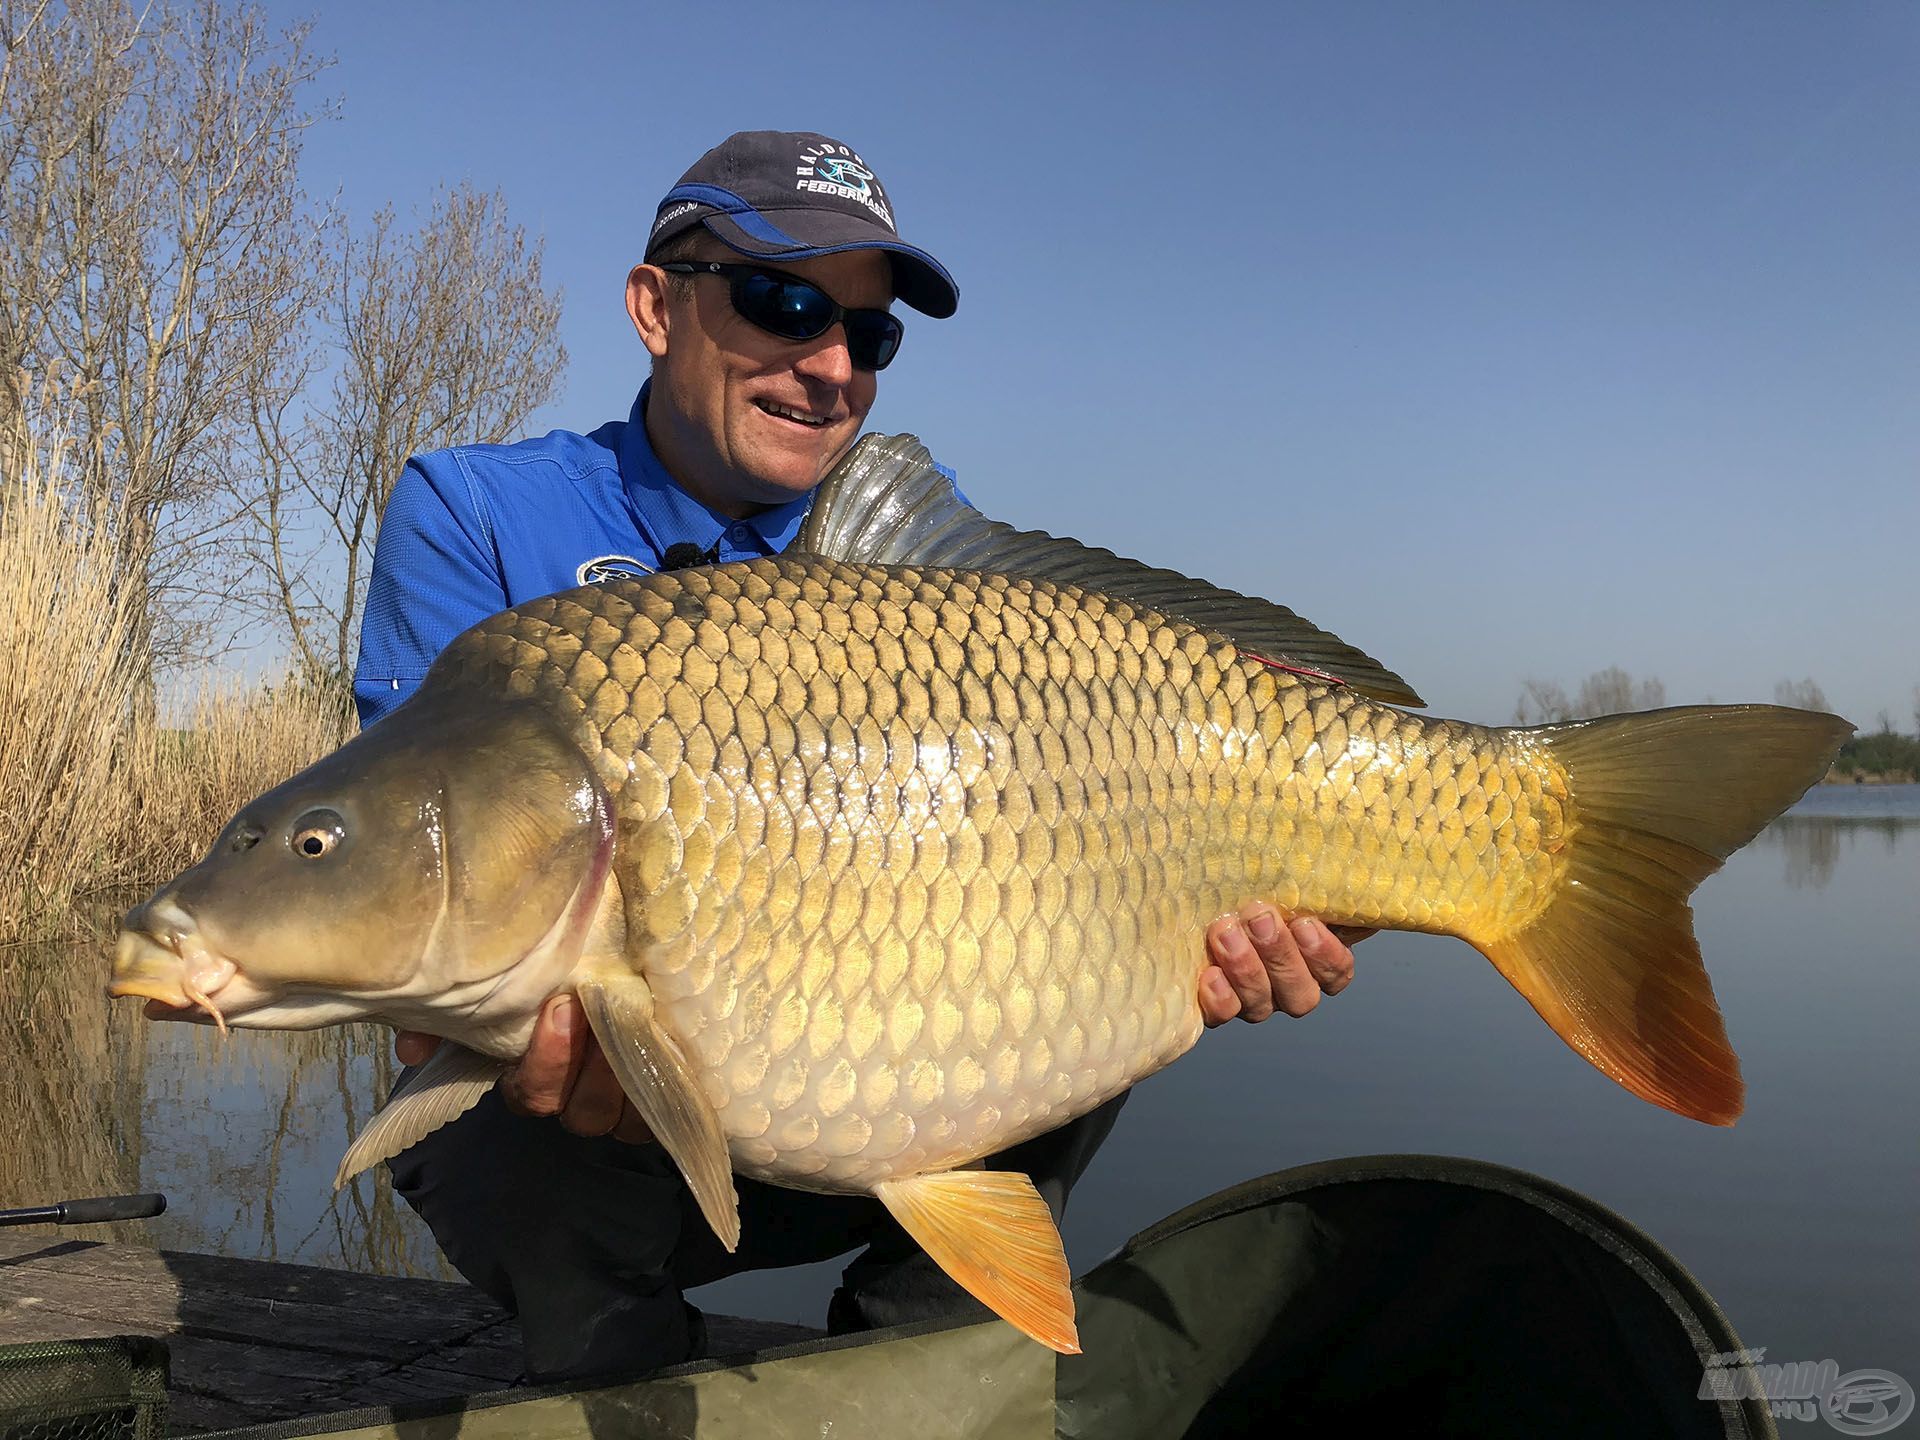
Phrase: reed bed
[
  {"left": 1, "top": 418, "right": 351, "bottom": 946},
  {"left": 124, "top": 680, "right": 355, "bottom": 889},
  {"left": 1, "top": 423, "right": 137, "bottom": 941}
]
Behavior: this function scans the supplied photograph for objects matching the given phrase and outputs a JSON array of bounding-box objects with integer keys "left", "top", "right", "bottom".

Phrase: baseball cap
[{"left": 645, "top": 130, "right": 958, "bottom": 319}]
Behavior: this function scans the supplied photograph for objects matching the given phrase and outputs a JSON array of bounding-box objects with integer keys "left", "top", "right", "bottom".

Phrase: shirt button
[{"left": 730, "top": 526, "right": 751, "bottom": 545}]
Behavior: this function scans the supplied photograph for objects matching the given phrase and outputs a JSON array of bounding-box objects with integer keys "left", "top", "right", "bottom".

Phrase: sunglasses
[{"left": 659, "top": 261, "right": 905, "bottom": 372}]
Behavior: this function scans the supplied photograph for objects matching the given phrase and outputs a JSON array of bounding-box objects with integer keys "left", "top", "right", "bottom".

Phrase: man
[{"left": 354, "top": 130, "right": 1362, "bottom": 1381}]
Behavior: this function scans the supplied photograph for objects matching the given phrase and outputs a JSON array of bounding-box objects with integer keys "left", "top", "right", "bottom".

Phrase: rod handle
[
  {"left": 0, "top": 1193, "right": 172, "bottom": 1226},
  {"left": 61, "top": 1192, "right": 167, "bottom": 1224}
]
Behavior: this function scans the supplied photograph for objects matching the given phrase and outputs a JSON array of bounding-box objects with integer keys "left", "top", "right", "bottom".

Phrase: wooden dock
[{"left": 0, "top": 1232, "right": 819, "bottom": 1434}]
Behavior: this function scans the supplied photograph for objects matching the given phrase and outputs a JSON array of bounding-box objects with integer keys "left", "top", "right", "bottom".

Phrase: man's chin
[{"left": 737, "top": 431, "right": 855, "bottom": 500}]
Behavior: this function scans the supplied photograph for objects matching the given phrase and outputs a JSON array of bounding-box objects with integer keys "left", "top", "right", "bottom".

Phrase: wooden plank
[
  {"left": 165, "top": 1388, "right": 281, "bottom": 1435},
  {"left": 382, "top": 1318, "right": 525, "bottom": 1385},
  {"left": 0, "top": 1233, "right": 824, "bottom": 1436},
  {"left": 162, "top": 1335, "right": 382, "bottom": 1434},
  {"left": 0, "top": 1237, "right": 179, "bottom": 1337},
  {"left": 168, "top": 1334, "right": 390, "bottom": 1394}
]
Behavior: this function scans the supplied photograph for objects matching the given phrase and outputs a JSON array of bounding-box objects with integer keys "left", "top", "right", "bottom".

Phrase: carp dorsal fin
[
  {"left": 333, "top": 1042, "right": 507, "bottom": 1191},
  {"left": 574, "top": 965, "right": 741, "bottom": 1252},
  {"left": 798, "top": 433, "right": 1425, "bottom": 707}
]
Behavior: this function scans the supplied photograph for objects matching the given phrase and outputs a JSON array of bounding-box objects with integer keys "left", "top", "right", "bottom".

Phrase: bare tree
[
  {"left": 1775, "top": 677, "right": 1830, "bottom": 713},
  {"left": 1573, "top": 666, "right": 1629, "bottom": 717},
  {"left": 0, "top": 0, "right": 324, "bottom": 688},
  {"left": 246, "top": 184, "right": 566, "bottom": 687},
  {"left": 1513, "top": 677, "right": 1573, "bottom": 725},
  {"left": 1515, "top": 668, "right": 1667, "bottom": 724}
]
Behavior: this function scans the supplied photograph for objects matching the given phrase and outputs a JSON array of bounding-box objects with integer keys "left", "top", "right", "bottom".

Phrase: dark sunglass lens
[
  {"left": 738, "top": 271, "right": 832, "bottom": 340},
  {"left": 846, "top": 314, "right": 904, "bottom": 371}
]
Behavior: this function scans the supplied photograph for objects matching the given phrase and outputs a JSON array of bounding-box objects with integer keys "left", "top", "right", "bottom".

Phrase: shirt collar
[{"left": 618, "top": 382, "right": 816, "bottom": 557}]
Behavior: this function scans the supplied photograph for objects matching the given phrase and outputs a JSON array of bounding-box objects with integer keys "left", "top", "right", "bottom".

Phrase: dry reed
[
  {"left": 2, "top": 407, "right": 352, "bottom": 945},
  {"left": 0, "top": 417, "right": 139, "bottom": 940},
  {"left": 126, "top": 679, "right": 354, "bottom": 883}
]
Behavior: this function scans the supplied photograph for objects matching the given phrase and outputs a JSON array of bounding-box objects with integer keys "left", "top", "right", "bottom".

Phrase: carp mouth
[{"left": 109, "top": 898, "right": 240, "bottom": 1036}]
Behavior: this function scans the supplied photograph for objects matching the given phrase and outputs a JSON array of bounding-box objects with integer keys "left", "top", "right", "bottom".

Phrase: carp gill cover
[{"left": 109, "top": 436, "right": 1850, "bottom": 1353}]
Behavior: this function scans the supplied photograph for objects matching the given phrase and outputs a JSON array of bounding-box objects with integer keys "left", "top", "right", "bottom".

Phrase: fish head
[{"left": 109, "top": 691, "right": 615, "bottom": 1036}]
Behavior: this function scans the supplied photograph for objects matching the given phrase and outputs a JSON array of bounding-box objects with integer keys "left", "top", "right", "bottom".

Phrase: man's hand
[
  {"left": 395, "top": 997, "right": 655, "bottom": 1143},
  {"left": 1199, "top": 903, "right": 1370, "bottom": 1027},
  {"left": 395, "top": 904, "right": 1369, "bottom": 1140}
]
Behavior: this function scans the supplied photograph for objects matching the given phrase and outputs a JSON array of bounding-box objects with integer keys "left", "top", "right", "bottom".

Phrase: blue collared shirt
[{"left": 353, "top": 384, "right": 948, "bottom": 727}]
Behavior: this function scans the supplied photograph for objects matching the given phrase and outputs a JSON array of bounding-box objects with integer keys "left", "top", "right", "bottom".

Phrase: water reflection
[
  {"left": 1760, "top": 814, "right": 1909, "bottom": 891},
  {"left": 0, "top": 918, "right": 445, "bottom": 1276},
  {"left": 0, "top": 938, "right": 147, "bottom": 1236}
]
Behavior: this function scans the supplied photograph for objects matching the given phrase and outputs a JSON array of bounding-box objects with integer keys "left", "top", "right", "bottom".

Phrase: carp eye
[{"left": 289, "top": 809, "right": 346, "bottom": 859}]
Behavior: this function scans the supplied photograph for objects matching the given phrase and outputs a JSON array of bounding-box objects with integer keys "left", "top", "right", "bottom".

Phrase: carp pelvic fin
[
  {"left": 874, "top": 1169, "right": 1079, "bottom": 1355},
  {"left": 1481, "top": 704, "right": 1852, "bottom": 1126},
  {"left": 333, "top": 1042, "right": 507, "bottom": 1191},
  {"left": 574, "top": 969, "right": 741, "bottom": 1251},
  {"left": 798, "top": 434, "right": 1424, "bottom": 707}
]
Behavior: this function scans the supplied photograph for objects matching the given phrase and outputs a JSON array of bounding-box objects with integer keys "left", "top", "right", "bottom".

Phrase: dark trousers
[{"left": 388, "top": 1085, "right": 1129, "bottom": 1382}]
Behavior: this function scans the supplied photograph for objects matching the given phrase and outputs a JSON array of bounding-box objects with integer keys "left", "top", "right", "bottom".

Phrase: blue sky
[{"left": 264, "top": 0, "right": 1918, "bottom": 729}]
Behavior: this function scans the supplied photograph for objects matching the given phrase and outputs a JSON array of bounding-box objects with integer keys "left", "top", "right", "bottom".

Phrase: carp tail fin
[{"left": 1480, "top": 704, "right": 1851, "bottom": 1126}]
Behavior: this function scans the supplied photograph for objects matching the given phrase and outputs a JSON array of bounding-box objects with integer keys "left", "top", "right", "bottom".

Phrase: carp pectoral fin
[
  {"left": 333, "top": 1043, "right": 506, "bottom": 1191},
  {"left": 574, "top": 971, "right": 741, "bottom": 1252},
  {"left": 874, "top": 1170, "right": 1079, "bottom": 1355}
]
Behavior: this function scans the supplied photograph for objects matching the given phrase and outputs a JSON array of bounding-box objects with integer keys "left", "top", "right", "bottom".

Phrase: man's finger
[
  {"left": 1198, "top": 963, "right": 1242, "bottom": 1027},
  {"left": 612, "top": 1108, "right": 657, "bottom": 1145},
  {"left": 499, "top": 995, "right": 587, "bottom": 1118},
  {"left": 1291, "top": 918, "right": 1357, "bottom": 996},
  {"left": 394, "top": 1031, "right": 441, "bottom": 1067},
  {"left": 1205, "top": 914, "right": 1276, "bottom": 1021},
  {"left": 1241, "top": 903, "right": 1323, "bottom": 1017},
  {"left": 562, "top": 1042, "right": 627, "bottom": 1137}
]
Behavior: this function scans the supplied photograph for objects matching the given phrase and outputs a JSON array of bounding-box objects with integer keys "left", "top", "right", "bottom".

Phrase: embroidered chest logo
[{"left": 577, "top": 554, "right": 656, "bottom": 585}]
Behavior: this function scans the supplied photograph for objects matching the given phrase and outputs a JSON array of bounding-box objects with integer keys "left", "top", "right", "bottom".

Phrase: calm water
[{"left": 5, "top": 784, "right": 1914, "bottom": 1381}]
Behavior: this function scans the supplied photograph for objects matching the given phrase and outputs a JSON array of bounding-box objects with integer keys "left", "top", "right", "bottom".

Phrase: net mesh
[{"left": 0, "top": 1339, "right": 167, "bottom": 1440}]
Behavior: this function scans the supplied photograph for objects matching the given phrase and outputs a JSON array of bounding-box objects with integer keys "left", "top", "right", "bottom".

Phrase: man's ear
[{"left": 627, "top": 263, "right": 672, "bottom": 359}]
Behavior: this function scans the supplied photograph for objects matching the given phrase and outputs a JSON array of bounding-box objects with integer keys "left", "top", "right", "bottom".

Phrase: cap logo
[
  {"left": 795, "top": 140, "right": 894, "bottom": 230},
  {"left": 814, "top": 156, "right": 872, "bottom": 194}
]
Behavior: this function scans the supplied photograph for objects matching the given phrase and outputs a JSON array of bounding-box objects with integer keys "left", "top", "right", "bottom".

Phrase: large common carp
[{"left": 109, "top": 436, "right": 1849, "bottom": 1354}]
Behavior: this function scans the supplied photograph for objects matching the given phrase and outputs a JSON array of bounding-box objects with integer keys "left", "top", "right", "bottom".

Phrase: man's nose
[{"left": 792, "top": 324, "right": 856, "bottom": 386}]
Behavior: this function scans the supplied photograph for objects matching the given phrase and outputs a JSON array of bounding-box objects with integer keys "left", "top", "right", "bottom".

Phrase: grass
[{"left": 1, "top": 413, "right": 351, "bottom": 946}]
